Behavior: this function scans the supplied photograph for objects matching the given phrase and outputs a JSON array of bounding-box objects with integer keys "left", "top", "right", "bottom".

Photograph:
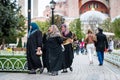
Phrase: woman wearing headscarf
[
  {"left": 42, "top": 25, "right": 63, "bottom": 76},
  {"left": 61, "top": 24, "right": 74, "bottom": 73},
  {"left": 27, "top": 22, "right": 43, "bottom": 74}
]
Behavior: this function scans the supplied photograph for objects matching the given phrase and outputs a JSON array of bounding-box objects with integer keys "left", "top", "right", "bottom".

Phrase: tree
[
  {"left": 17, "top": 37, "right": 22, "bottom": 48},
  {"left": 49, "top": 15, "right": 64, "bottom": 28},
  {"left": 101, "top": 18, "right": 113, "bottom": 32},
  {"left": 36, "top": 15, "right": 64, "bottom": 33},
  {"left": 16, "top": 14, "right": 26, "bottom": 38},
  {"left": 69, "top": 18, "right": 85, "bottom": 40},
  {"left": 35, "top": 20, "right": 50, "bottom": 33},
  {"left": 0, "top": 0, "right": 26, "bottom": 46},
  {"left": 112, "top": 18, "right": 120, "bottom": 38}
]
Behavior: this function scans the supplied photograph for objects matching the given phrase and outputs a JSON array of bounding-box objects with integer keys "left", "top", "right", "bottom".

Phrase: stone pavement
[{"left": 0, "top": 54, "right": 120, "bottom": 80}]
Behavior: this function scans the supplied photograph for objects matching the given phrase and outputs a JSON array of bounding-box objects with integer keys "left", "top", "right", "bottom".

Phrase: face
[
  {"left": 61, "top": 26, "right": 66, "bottom": 32},
  {"left": 48, "top": 26, "right": 53, "bottom": 33},
  {"left": 30, "top": 26, "right": 32, "bottom": 29}
]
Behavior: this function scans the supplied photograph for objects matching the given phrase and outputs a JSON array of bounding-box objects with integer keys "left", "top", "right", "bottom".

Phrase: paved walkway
[{"left": 0, "top": 54, "right": 120, "bottom": 80}]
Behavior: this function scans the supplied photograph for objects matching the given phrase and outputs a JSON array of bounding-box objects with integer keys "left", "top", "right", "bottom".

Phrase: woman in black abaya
[
  {"left": 61, "top": 24, "right": 74, "bottom": 73},
  {"left": 26, "top": 22, "right": 43, "bottom": 74},
  {"left": 42, "top": 25, "right": 63, "bottom": 76}
]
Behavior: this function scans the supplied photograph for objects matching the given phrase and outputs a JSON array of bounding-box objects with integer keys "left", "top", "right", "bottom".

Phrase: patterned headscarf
[
  {"left": 47, "top": 25, "right": 61, "bottom": 39},
  {"left": 61, "top": 24, "right": 69, "bottom": 36}
]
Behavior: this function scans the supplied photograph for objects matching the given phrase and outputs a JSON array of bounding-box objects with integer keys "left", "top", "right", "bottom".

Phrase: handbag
[{"left": 36, "top": 50, "right": 42, "bottom": 56}]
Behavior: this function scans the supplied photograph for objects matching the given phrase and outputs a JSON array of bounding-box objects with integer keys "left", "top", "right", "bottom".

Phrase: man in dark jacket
[{"left": 95, "top": 28, "right": 108, "bottom": 66}]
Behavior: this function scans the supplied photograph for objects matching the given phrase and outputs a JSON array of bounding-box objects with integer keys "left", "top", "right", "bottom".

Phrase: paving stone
[{"left": 0, "top": 54, "right": 120, "bottom": 80}]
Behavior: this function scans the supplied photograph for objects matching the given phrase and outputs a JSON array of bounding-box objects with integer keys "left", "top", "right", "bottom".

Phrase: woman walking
[
  {"left": 61, "top": 24, "right": 74, "bottom": 73},
  {"left": 26, "top": 22, "right": 43, "bottom": 74},
  {"left": 42, "top": 25, "right": 63, "bottom": 76},
  {"left": 85, "top": 29, "right": 97, "bottom": 64}
]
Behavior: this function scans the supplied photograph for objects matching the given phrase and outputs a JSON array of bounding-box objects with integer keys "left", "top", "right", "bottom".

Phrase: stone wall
[{"left": 109, "top": 0, "right": 120, "bottom": 19}]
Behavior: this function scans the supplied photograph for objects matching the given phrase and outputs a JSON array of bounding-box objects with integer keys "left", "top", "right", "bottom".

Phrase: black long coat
[
  {"left": 42, "top": 35, "right": 63, "bottom": 72},
  {"left": 95, "top": 32, "right": 108, "bottom": 52},
  {"left": 62, "top": 31, "right": 74, "bottom": 69},
  {"left": 26, "top": 30, "right": 42, "bottom": 70}
]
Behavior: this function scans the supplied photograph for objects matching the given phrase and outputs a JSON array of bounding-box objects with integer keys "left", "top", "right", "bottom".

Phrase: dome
[{"left": 80, "top": 10, "right": 109, "bottom": 24}]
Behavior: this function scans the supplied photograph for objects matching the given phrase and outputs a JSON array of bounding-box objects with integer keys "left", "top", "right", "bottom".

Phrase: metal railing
[
  {"left": 0, "top": 50, "right": 27, "bottom": 72},
  {"left": 105, "top": 52, "right": 120, "bottom": 67}
]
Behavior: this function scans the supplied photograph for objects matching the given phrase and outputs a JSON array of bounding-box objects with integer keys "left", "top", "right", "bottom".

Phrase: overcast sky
[{"left": 39, "top": 0, "right": 58, "bottom": 16}]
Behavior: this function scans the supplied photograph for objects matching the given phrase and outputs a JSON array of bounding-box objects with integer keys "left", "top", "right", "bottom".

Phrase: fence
[
  {"left": 0, "top": 50, "right": 28, "bottom": 72},
  {"left": 105, "top": 52, "right": 120, "bottom": 67}
]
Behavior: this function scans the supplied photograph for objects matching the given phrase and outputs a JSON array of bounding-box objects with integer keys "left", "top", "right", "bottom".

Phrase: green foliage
[
  {"left": 0, "top": 0, "right": 26, "bottom": 44},
  {"left": 49, "top": 15, "right": 64, "bottom": 28},
  {"left": 16, "top": 14, "right": 26, "bottom": 38},
  {"left": 69, "top": 18, "right": 85, "bottom": 40},
  {"left": 17, "top": 38, "right": 22, "bottom": 48},
  {"left": 36, "top": 21, "right": 50, "bottom": 33},
  {"left": 112, "top": 18, "right": 120, "bottom": 38},
  {"left": 101, "top": 18, "right": 113, "bottom": 32}
]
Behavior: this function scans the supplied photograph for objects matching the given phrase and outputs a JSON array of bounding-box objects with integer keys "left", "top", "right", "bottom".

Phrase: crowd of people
[
  {"left": 27, "top": 23, "right": 74, "bottom": 76},
  {"left": 26, "top": 22, "right": 109, "bottom": 76}
]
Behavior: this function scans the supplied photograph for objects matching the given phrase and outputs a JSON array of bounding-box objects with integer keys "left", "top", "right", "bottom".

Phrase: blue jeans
[{"left": 97, "top": 51, "right": 104, "bottom": 65}]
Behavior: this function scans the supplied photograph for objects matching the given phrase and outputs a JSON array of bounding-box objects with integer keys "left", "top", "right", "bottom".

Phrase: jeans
[{"left": 97, "top": 51, "right": 104, "bottom": 65}]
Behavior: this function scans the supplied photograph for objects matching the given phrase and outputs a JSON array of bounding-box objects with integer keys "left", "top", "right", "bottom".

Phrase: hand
[{"left": 37, "top": 47, "right": 41, "bottom": 51}]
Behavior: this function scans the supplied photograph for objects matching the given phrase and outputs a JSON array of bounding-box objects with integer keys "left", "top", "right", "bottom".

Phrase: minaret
[{"left": 32, "top": 0, "right": 38, "bottom": 18}]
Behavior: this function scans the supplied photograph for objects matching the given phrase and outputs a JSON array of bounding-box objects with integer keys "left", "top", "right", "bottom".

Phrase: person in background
[
  {"left": 26, "top": 22, "right": 43, "bottom": 74},
  {"left": 80, "top": 39, "right": 85, "bottom": 54},
  {"left": 108, "top": 39, "right": 114, "bottom": 53},
  {"left": 74, "top": 39, "right": 80, "bottom": 55},
  {"left": 42, "top": 25, "right": 63, "bottom": 76},
  {"left": 85, "top": 29, "right": 97, "bottom": 65},
  {"left": 61, "top": 24, "right": 74, "bottom": 73},
  {"left": 95, "top": 28, "right": 108, "bottom": 66}
]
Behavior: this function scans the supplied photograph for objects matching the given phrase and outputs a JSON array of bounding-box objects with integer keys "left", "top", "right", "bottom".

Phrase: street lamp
[
  {"left": 28, "top": 0, "right": 31, "bottom": 31},
  {"left": 61, "top": 16, "right": 65, "bottom": 24},
  {"left": 50, "top": 0, "right": 56, "bottom": 25}
]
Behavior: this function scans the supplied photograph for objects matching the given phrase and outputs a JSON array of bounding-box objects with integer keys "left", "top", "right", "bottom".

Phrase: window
[
  {"left": 88, "top": 4, "right": 91, "bottom": 8},
  {"left": 84, "top": 5, "right": 86, "bottom": 9}
]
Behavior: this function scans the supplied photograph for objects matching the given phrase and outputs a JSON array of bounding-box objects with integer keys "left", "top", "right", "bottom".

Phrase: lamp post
[
  {"left": 50, "top": 0, "right": 56, "bottom": 25},
  {"left": 28, "top": 0, "right": 31, "bottom": 31}
]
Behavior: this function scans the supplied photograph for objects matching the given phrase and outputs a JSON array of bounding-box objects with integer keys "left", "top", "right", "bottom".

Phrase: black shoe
[
  {"left": 28, "top": 69, "right": 36, "bottom": 74},
  {"left": 61, "top": 69, "right": 68, "bottom": 73},
  {"left": 99, "top": 64, "right": 103, "bottom": 66},
  {"left": 69, "top": 67, "right": 73, "bottom": 72}
]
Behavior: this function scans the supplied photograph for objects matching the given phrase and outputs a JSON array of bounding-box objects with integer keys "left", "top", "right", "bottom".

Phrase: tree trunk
[{"left": 1, "top": 38, "right": 5, "bottom": 50}]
